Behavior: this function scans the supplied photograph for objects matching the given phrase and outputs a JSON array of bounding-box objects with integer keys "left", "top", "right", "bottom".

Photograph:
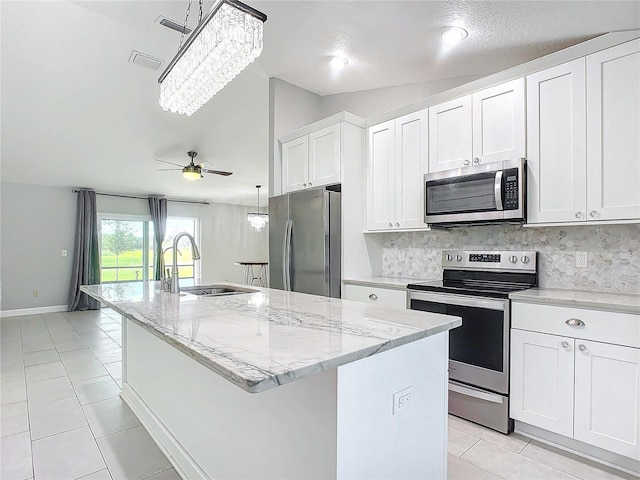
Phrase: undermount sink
[{"left": 180, "top": 285, "right": 257, "bottom": 297}]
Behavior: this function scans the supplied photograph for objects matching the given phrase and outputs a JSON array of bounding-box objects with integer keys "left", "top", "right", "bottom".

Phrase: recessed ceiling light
[
  {"left": 329, "top": 55, "right": 349, "bottom": 70},
  {"left": 441, "top": 27, "right": 468, "bottom": 46}
]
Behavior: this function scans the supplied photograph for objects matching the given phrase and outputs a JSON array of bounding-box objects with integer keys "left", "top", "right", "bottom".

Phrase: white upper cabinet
[
  {"left": 527, "top": 59, "right": 587, "bottom": 224},
  {"left": 281, "top": 124, "right": 341, "bottom": 194},
  {"left": 309, "top": 124, "right": 342, "bottom": 188},
  {"left": 526, "top": 40, "right": 640, "bottom": 225},
  {"left": 366, "top": 110, "right": 428, "bottom": 231},
  {"left": 282, "top": 136, "right": 309, "bottom": 194},
  {"left": 428, "top": 96, "right": 472, "bottom": 172},
  {"left": 428, "top": 79, "right": 525, "bottom": 173},
  {"left": 472, "top": 78, "right": 525, "bottom": 164},
  {"left": 586, "top": 39, "right": 640, "bottom": 221}
]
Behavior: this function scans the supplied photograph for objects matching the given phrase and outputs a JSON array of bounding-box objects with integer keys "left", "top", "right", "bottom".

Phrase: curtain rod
[{"left": 72, "top": 190, "right": 210, "bottom": 205}]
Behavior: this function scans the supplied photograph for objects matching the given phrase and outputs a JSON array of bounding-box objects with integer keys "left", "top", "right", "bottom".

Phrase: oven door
[{"left": 408, "top": 290, "right": 510, "bottom": 394}]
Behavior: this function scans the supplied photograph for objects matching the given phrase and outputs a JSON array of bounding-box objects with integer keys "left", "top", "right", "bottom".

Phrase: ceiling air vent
[
  {"left": 155, "top": 16, "right": 193, "bottom": 35},
  {"left": 128, "top": 50, "right": 163, "bottom": 70}
]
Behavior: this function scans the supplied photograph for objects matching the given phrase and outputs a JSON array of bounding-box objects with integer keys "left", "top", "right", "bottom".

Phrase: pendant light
[
  {"left": 158, "top": 0, "right": 267, "bottom": 116},
  {"left": 247, "top": 185, "right": 268, "bottom": 232}
]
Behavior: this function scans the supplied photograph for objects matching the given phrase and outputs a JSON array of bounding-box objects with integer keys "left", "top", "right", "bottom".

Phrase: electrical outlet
[
  {"left": 398, "top": 249, "right": 405, "bottom": 262},
  {"left": 576, "top": 251, "right": 588, "bottom": 268},
  {"left": 393, "top": 386, "right": 414, "bottom": 415},
  {"left": 33, "top": 290, "right": 39, "bottom": 297},
  {"left": 61, "top": 249, "right": 68, "bottom": 257}
]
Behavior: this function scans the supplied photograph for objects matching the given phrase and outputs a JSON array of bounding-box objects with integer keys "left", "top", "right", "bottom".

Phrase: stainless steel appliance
[
  {"left": 407, "top": 250, "right": 537, "bottom": 434},
  {"left": 424, "top": 158, "right": 526, "bottom": 226},
  {"left": 269, "top": 187, "right": 341, "bottom": 298}
]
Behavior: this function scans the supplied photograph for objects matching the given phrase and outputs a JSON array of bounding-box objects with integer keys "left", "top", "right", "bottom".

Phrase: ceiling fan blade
[
  {"left": 157, "top": 168, "right": 182, "bottom": 171},
  {"left": 155, "top": 159, "right": 185, "bottom": 168},
  {"left": 201, "top": 169, "right": 233, "bottom": 176}
]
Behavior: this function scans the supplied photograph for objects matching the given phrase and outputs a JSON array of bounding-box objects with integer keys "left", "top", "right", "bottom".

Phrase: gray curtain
[
  {"left": 148, "top": 196, "right": 168, "bottom": 281},
  {"left": 68, "top": 189, "right": 100, "bottom": 311}
]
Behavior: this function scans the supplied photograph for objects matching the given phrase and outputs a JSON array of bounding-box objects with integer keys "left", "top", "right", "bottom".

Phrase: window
[{"left": 100, "top": 216, "right": 199, "bottom": 285}]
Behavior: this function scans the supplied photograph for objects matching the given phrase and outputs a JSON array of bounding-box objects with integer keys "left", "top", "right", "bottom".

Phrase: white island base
[{"left": 121, "top": 319, "right": 449, "bottom": 480}]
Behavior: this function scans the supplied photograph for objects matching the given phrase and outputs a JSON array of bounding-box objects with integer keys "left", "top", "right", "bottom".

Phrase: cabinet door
[
  {"left": 574, "top": 340, "right": 640, "bottom": 460},
  {"left": 510, "top": 329, "right": 575, "bottom": 437},
  {"left": 526, "top": 60, "right": 587, "bottom": 224},
  {"left": 428, "top": 96, "right": 472, "bottom": 172},
  {"left": 586, "top": 39, "right": 640, "bottom": 221},
  {"left": 472, "top": 78, "right": 526, "bottom": 165},
  {"left": 366, "top": 121, "right": 395, "bottom": 231},
  {"left": 282, "top": 136, "right": 309, "bottom": 194},
  {"left": 309, "top": 123, "right": 341, "bottom": 188},
  {"left": 343, "top": 284, "right": 407, "bottom": 309},
  {"left": 395, "top": 110, "right": 429, "bottom": 229}
]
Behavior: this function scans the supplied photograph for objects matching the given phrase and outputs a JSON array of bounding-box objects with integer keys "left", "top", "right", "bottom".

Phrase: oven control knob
[
  {"left": 509, "top": 255, "right": 518, "bottom": 263},
  {"left": 455, "top": 255, "right": 462, "bottom": 262},
  {"left": 521, "top": 256, "right": 530, "bottom": 264},
  {"left": 446, "top": 254, "right": 454, "bottom": 262}
]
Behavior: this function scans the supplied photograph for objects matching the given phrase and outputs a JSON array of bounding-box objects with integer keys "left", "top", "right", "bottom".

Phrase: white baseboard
[
  {"left": 120, "top": 383, "right": 210, "bottom": 480},
  {"left": 0, "top": 305, "right": 67, "bottom": 318}
]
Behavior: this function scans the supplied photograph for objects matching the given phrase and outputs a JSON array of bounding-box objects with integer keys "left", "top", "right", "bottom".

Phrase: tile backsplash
[{"left": 382, "top": 224, "right": 640, "bottom": 294}]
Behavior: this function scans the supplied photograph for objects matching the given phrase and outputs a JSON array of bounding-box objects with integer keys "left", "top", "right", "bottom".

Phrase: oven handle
[
  {"left": 449, "top": 382, "right": 505, "bottom": 404},
  {"left": 408, "top": 290, "right": 506, "bottom": 311}
]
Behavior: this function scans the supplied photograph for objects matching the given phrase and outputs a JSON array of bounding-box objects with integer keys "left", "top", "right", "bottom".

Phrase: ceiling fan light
[{"left": 182, "top": 165, "right": 202, "bottom": 181}]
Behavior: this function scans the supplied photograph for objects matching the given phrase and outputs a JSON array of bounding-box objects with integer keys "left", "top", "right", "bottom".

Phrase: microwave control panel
[{"left": 504, "top": 168, "right": 519, "bottom": 210}]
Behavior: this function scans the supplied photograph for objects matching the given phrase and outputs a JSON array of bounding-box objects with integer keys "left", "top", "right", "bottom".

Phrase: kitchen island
[{"left": 81, "top": 282, "right": 461, "bottom": 480}]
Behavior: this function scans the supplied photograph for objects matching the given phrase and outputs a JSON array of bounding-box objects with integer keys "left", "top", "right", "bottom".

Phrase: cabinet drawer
[
  {"left": 512, "top": 302, "right": 640, "bottom": 348},
  {"left": 344, "top": 284, "right": 407, "bottom": 309}
]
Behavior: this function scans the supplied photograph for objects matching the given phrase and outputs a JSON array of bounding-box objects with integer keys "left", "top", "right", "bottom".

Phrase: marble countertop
[
  {"left": 342, "top": 276, "right": 433, "bottom": 290},
  {"left": 81, "top": 282, "right": 461, "bottom": 394},
  {"left": 509, "top": 288, "right": 640, "bottom": 314}
]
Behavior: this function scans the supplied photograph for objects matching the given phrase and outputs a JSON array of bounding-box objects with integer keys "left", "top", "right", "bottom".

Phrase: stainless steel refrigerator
[{"left": 269, "top": 187, "right": 341, "bottom": 298}]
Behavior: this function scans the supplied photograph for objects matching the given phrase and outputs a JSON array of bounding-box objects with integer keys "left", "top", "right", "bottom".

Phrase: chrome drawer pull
[
  {"left": 369, "top": 294, "right": 378, "bottom": 300},
  {"left": 561, "top": 341, "right": 570, "bottom": 349},
  {"left": 578, "top": 344, "right": 588, "bottom": 352},
  {"left": 565, "top": 318, "right": 585, "bottom": 327}
]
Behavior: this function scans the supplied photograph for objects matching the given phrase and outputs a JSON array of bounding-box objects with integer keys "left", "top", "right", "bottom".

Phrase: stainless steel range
[{"left": 407, "top": 250, "right": 537, "bottom": 434}]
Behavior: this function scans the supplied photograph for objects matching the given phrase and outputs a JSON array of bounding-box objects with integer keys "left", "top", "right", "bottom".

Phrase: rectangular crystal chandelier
[{"left": 158, "top": 0, "right": 267, "bottom": 116}]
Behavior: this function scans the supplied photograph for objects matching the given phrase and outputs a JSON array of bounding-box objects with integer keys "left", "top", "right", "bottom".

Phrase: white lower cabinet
[
  {"left": 343, "top": 284, "right": 407, "bottom": 309},
  {"left": 510, "top": 329, "right": 575, "bottom": 437},
  {"left": 510, "top": 302, "right": 640, "bottom": 461}
]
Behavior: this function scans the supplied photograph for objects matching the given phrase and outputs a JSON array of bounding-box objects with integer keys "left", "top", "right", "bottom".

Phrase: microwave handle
[{"left": 494, "top": 170, "right": 504, "bottom": 211}]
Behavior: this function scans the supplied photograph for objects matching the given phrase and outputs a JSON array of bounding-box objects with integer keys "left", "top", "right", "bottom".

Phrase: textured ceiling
[{"left": 1, "top": 1, "right": 639, "bottom": 204}]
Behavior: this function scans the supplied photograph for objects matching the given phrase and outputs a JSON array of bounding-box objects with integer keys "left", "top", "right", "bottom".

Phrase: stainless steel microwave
[{"left": 424, "top": 158, "right": 526, "bottom": 226}]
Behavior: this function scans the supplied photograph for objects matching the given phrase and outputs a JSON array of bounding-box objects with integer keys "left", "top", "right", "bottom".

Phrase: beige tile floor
[{"left": 1, "top": 309, "right": 637, "bottom": 480}]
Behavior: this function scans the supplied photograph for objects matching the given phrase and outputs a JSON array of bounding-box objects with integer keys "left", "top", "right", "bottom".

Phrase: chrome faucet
[
  {"left": 170, "top": 232, "right": 201, "bottom": 294},
  {"left": 161, "top": 247, "right": 182, "bottom": 292}
]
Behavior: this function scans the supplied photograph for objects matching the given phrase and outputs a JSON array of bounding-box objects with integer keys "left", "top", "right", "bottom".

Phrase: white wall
[{"left": 0, "top": 182, "right": 268, "bottom": 312}]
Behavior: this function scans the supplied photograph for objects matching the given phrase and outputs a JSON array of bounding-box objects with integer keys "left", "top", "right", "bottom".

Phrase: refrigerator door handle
[{"left": 283, "top": 220, "right": 293, "bottom": 291}]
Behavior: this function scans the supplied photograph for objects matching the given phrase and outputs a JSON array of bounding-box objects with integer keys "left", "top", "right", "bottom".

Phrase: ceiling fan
[{"left": 155, "top": 151, "right": 233, "bottom": 181}]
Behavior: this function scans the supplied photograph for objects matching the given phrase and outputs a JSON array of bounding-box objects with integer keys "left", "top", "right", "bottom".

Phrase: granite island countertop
[
  {"left": 342, "top": 276, "right": 433, "bottom": 290},
  {"left": 509, "top": 287, "right": 640, "bottom": 314},
  {"left": 81, "top": 282, "right": 461, "bottom": 394}
]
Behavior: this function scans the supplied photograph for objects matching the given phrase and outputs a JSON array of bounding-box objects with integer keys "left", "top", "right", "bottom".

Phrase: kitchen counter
[
  {"left": 80, "top": 281, "right": 459, "bottom": 479},
  {"left": 342, "top": 276, "right": 433, "bottom": 290},
  {"left": 509, "top": 287, "right": 640, "bottom": 314},
  {"left": 81, "top": 282, "right": 459, "bottom": 394}
]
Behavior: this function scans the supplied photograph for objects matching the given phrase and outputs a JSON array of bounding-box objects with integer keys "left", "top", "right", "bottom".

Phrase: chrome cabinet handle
[
  {"left": 395, "top": 222, "right": 400, "bottom": 228},
  {"left": 561, "top": 341, "right": 570, "bottom": 349},
  {"left": 303, "top": 183, "right": 307, "bottom": 188},
  {"left": 578, "top": 344, "right": 588, "bottom": 352},
  {"left": 388, "top": 223, "right": 393, "bottom": 228},
  {"left": 369, "top": 294, "right": 378, "bottom": 300},
  {"left": 589, "top": 210, "right": 599, "bottom": 219},
  {"left": 309, "top": 182, "right": 312, "bottom": 186},
  {"left": 473, "top": 157, "right": 480, "bottom": 165},
  {"left": 575, "top": 211, "right": 584, "bottom": 219},
  {"left": 463, "top": 159, "right": 470, "bottom": 166},
  {"left": 565, "top": 318, "right": 585, "bottom": 327}
]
